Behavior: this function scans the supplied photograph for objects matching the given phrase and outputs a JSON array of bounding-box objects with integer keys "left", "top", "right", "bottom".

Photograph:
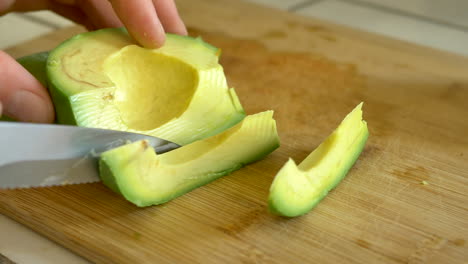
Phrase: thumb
[{"left": 0, "top": 51, "right": 54, "bottom": 123}]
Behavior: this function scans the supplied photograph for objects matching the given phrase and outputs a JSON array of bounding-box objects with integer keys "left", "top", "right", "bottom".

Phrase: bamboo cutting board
[{"left": 2, "top": 0, "right": 468, "bottom": 263}]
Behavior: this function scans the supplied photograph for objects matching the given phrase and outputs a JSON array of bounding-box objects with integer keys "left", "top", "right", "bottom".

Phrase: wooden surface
[{"left": 2, "top": 0, "right": 468, "bottom": 263}]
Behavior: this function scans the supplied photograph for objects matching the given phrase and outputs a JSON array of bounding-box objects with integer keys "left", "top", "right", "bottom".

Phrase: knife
[{"left": 0, "top": 122, "right": 180, "bottom": 189}]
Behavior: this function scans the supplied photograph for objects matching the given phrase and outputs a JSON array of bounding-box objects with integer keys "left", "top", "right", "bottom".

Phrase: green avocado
[
  {"left": 268, "top": 103, "right": 369, "bottom": 217},
  {"left": 46, "top": 28, "right": 245, "bottom": 145},
  {"left": 0, "top": 115, "right": 15, "bottom": 122},
  {"left": 99, "top": 111, "right": 280, "bottom": 207}
]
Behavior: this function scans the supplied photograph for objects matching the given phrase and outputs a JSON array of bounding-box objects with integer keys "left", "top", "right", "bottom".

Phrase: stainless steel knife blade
[{"left": 0, "top": 122, "right": 180, "bottom": 189}]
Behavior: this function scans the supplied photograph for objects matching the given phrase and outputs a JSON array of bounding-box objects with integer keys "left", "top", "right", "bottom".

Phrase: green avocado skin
[
  {"left": 0, "top": 115, "right": 15, "bottom": 122},
  {"left": 46, "top": 78, "right": 78, "bottom": 125},
  {"left": 0, "top": 51, "right": 49, "bottom": 122},
  {"left": 17, "top": 51, "right": 49, "bottom": 87},
  {"left": 99, "top": 160, "right": 121, "bottom": 194}
]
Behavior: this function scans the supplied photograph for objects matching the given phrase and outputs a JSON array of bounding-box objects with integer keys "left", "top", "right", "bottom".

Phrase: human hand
[
  {"left": 0, "top": 0, "right": 187, "bottom": 123},
  {"left": 0, "top": 50, "right": 54, "bottom": 122},
  {"left": 1, "top": 0, "right": 187, "bottom": 48}
]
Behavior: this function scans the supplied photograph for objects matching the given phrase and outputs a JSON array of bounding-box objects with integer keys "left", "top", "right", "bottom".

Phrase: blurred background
[{"left": 1, "top": 0, "right": 467, "bottom": 56}]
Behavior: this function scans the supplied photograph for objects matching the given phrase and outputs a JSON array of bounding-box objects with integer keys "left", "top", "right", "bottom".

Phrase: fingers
[
  {"left": 78, "top": 0, "right": 122, "bottom": 29},
  {"left": 108, "top": 0, "right": 187, "bottom": 48},
  {"left": 49, "top": 3, "right": 91, "bottom": 28},
  {"left": 0, "top": 0, "right": 15, "bottom": 15},
  {"left": 4, "top": 0, "right": 187, "bottom": 49},
  {"left": 0, "top": 51, "right": 54, "bottom": 123},
  {"left": 51, "top": 0, "right": 123, "bottom": 31},
  {"left": 153, "top": 0, "right": 187, "bottom": 36},
  {"left": 0, "top": 0, "right": 50, "bottom": 14},
  {"left": 109, "top": 0, "right": 165, "bottom": 48}
]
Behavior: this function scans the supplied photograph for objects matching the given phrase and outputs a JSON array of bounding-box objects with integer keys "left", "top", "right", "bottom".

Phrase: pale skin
[{"left": 0, "top": 0, "right": 187, "bottom": 123}]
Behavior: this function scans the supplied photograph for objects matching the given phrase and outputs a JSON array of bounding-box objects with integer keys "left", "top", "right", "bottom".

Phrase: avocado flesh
[
  {"left": 99, "top": 111, "right": 279, "bottom": 207},
  {"left": 268, "top": 103, "right": 368, "bottom": 217},
  {"left": 46, "top": 28, "right": 245, "bottom": 145}
]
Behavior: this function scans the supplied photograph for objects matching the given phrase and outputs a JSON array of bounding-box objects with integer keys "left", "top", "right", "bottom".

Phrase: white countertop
[{"left": 0, "top": 214, "right": 88, "bottom": 263}]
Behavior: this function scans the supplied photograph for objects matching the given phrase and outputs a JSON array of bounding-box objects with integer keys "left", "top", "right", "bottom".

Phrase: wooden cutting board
[{"left": 2, "top": 0, "right": 468, "bottom": 263}]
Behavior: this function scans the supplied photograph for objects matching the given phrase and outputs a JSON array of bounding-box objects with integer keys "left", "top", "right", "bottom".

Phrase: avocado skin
[
  {"left": 0, "top": 115, "right": 15, "bottom": 122},
  {"left": 46, "top": 77, "right": 78, "bottom": 125},
  {"left": 99, "top": 160, "right": 121, "bottom": 195},
  {"left": 17, "top": 51, "right": 49, "bottom": 87}
]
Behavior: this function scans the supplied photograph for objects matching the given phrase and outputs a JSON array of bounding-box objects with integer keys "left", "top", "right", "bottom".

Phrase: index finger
[
  {"left": 0, "top": 51, "right": 54, "bottom": 123},
  {"left": 108, "top": 0, "right": 165, "bottom": 48}
]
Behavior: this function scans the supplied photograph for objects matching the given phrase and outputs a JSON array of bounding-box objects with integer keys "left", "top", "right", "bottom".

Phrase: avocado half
[
  {"left": 268, "top": 103, "right": 368, "bottom": 217},
  {"left": 46, "top": 28, "right": 245, "bottom": 145},
  {"left": 100, "top": 111, "right": 280, "bottom": 207}
]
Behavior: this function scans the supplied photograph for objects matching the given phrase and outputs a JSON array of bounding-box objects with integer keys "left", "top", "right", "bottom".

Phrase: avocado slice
[
  {"left": 268, "top": 103, "right": 368, "bottom": 217},
  {"left": 99, "top": 111, "right": 280, "bottom": 207},
  {"left": 46, "top": 28, "right": 245, "bottom": 145}
]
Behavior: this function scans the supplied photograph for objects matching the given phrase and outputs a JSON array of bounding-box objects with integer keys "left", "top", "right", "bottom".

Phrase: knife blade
[{"left": 0, "top": 122, "right": 180, "bottom": 189}]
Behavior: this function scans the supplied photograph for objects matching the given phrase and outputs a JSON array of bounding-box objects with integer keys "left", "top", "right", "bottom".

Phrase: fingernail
[{"left": 3, "top": 90, "right": 52, "bottom": 123}]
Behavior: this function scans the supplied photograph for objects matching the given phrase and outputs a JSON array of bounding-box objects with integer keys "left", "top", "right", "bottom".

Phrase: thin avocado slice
[
  {"left": 99, "top": 111, "right": 280, "bottom": 207},
  {"left": 46, "top": 28, "right": 245, "bottom": 145},
  {"left": 268, "top": 103, "right": 369, "bottom": 217}
]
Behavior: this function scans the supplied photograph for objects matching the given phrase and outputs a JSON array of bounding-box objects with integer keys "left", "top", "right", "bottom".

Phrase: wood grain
[{"left": 1, "top": 0, "right": 468, "bottom": 263}]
